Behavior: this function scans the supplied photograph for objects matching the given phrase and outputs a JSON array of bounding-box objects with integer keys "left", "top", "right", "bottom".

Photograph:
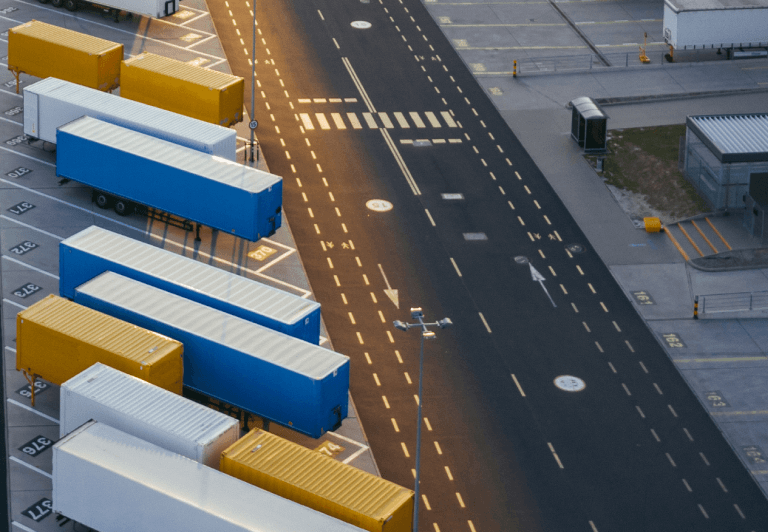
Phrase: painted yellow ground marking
[
  {"left": 247, "top": 245, "right": 277, "bottom": 261},
  {"left": 434, "top": 441, "right": 443, "bottom": 455},
  {"left": 401, "top": 442, "right": 410, "bottom": 457},
  {"left": 445, "top": 466, "right": 454, "bottom": 480},
  {"left": 395, "top": 350, "right": 403, "bottom": 363},
  {"left": 300, "top": 113, "right": 314, "bottom": 130},
  {"left": 441, "top": 111, "right": 458, "bottom": 127},
  {"left": 315, "top": 440, "right": 344, "bottom": 456},
  {"left": 511, "top": 374, "right": 526, "bottom": 396},
  {"left": 600, "top": 302, "right": 608, "bottom": 312},
  {"left": 308, "top": 207, "right": 315, "bottom": 218},
  {"left": 518, "top": 216, "right": 525, "bottom": 226},
  {"left": 363, "top": 113, "right": 378, "bottom": 128},
  {"left": 548, "top": 442, "right": 564, "bottom": 468},
  {"left": 422, "top": 495, "right": 432, "bottom": 510},
  {"left": 571, "top": 302, "right": 579, "bottom": 313},
  {"left": 608, "top": 361, "right": 617, "bottom": 373},
  {"left": 394, "top": 112, "right": 410, "bottom": 128},
  {"left": 383, "top": 396, "right": 390, "bottom": 408},
  {"left": 456, "top": 492, "right": 466, "bottom": 508},
  {"left": 378, "top": 310, "right": 386, "bottom": 323},
  {"left": 405, "top": 372, "right": 412, "bottom": 384},
  {"left": 424, "top": 418, "right": 432, "bottom": 430},
  {"left": 331, "top": 113, "right": 346, "bottom": 129},
  {"left": 549, "top": 266, "right": 557, "bottom": 276},
  {"left": 373, "top": 373, "right": 380, "bottom": 386},
  {"left": 668, "top": 405, "right": 678, "bottom": 417},
  {"left": 622, "top": 383, "right": 631, "bottom": 395},
  {"left": 479, "top": 312, "right": 492, "bottom": 333},
  {"left": 363, "top": 274, "right": 370, "bottom": 285},
  {"left": 387, "top": 330, "right": 395, "bottom": 343},
  {"left": 316, "top": 113, "right": 331, "bottom": 130},
  {"left": 348, "top": 312, "right": 356, "bottom": 325},
  {"left": 357, "top": 331, "right": 364, "bottom": 344},
  {"left": 364, "top": 352, "right": 371, "bottom": 364},
  {"left": 391, "top": 418, "right": 400, "bottom": 431},
  {"left": 379, "top": 112, "right": 395, "bottom": 129},
  {"left": 334, "top": 275, "right": 340, "bottom": 286},
  {"left": 410, "top": 112, "right": 427, "bottom": 128},
  {"left": 414, "top": 395, "right": 419, "bottom": 405},
  {"left": 450, "top": 258, "right": 462, "bottom": 277},
  {"left": 370, "top": 292, "right": 378, "bottom": 303},
  {"left": 425, "top": 209, "right": 436, "bottom": 226},
  {"left": 636, "top": 406, "right": 645, "bottom": 418},
  {"left": 560, "top": 284, "right": 567, "bottom": 294}
]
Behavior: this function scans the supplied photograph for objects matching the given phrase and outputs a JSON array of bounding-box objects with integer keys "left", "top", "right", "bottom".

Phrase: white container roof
[
  {"left": 62, "top": 363, "right": 238, "bottom": 442},
  {"left": 28, "top": 77, "right": 235, "bottom": 146},
  {"left": 77, "top": 272, "right": 347, "bottom": 380},
  {"left": 63, "top": 226, "right": 319, "bottom": 325},
  {"left": 665, "top": 0, "right": 768, "bottom": 12},
  {"left": 687, "top": 114, "right": 768, "bottom": 163},
  {"left": 59, "top": 116, "right": 281, "bottom": 194}
]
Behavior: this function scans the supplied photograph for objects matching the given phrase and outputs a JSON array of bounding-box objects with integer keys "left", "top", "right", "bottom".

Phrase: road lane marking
[
  {"left": 518, "top": 216, "right": 525, "bottom": 226},
  {"left": 576, "top": 265, "right": 584, "bottom": 275},
  {"left": 348, "top": 312, "right": 356, "bottom": 324},
  {"left": 394, "top": 112, "right": 410, "bottom": 128},
  {"left": 544, "top": 215, "right": 551, "bottom": 224},
  {"left": 600, "top": 302, "right": 608, "bottom": 312},
  {"left": 716, "top": 477, "right": 728, "bottom": 492},
  {"left": 383, "top": 396, "right": 390, "bottom": 408},
  {"left": 357, "top": 332, "right": 364, "bottom": 344},
  {"left": 560, "top": 284, "right": 567, "bottom": 294},
  {"left": 511, "top": 374, "right": 526, "bottom": 396},
  {"left": 608, "top": 362, "right": 616, "bottom": 373},
  {"left": 364, "top": 352, "right": 371, "bottom": 364},
  {"left": 422, "top": 495, "right": 431, "bottom": 510},
  {"left": 373, "top": 373, "right": 380, "bottom": 386},
  {"left": 379, "top": 112, "right": 395, "bottom": 128},
  {"left": 549, "top": 266, "right": 557, "bottom": 277},
  {"left": 700, "top": 452, "right": 710, "bottom": 466},
  {"left": 378, "top": 310, "right": 386, "bottom": 323},
  {"left": 381, "top": 129, "right": 420, "bottom": 194},
  {"left": 683, "top": 428, "right": 694, "bottom": 441},
  {"left": 622, "top": 383, "right": 631, "bottom": 396},
  {"left": 450, "top": 258, "right": 462, "bottom": 277},
  {"left": 547, "top": 442, "right": 564, "bottom": 468},
  {"left": 425, "top": 209, "right": 436, "bottom": 226},
  {"left": 479, "top": 312, "right": 491, "bottom": 333},
  {"left": 508, "top": 201, "right": 514, "bottom": 209},
  {"left": 582, "top": 321, "right": 590, "bottom": 332},
  {"left": 441, "top": 111, "right": 457, "bottom": 127},
  {"left": 668, "top": 405, "right": 678, "bottom": 417},
  {"left": 326, "top": 257, "right": 333, "bottom": 268},
  {"left": 589, "top": 522, "right": 598, "bottom": 532},
  {"left": 334, "top": 275, "right": 340, "bottom": 286},
  {"left": 639, "top": 361, "right": 648, "bottom": 373},
  {"left": 396, "top": 350, "right": 403, "bottom": 363},
  {"left": 434, "top": 441, "right": 443, "bottom": 454},
  {"left": 387, "top": 330, "right": 395, "bottom": 343},
  {"left": 651, "top": 429, "right": 660, "bottom": 442},
  {"left": 405, "top": 372, "right": 412, "bottom": 384},
  {"left": 316, "top": 113, "right": 331, "bottom": 129},
  {"left": 734, "top": 504, "right": 745, "bottom": 519},
  {"left": 571, "top": 303, "right": 579, "bottom": 313},
  {"left": 424, "top": 418, "right": 432, "bottom": 431},
  {"left": 445, "top": 466, "right": 453, "bottom": 480},
  {"left": 342, "top": 57, "right": 376, "bottom": 112},
  {"left": 653, "top": 383, "right": 663, "bottom": 395},
  {"left": 698, "top": 504, "right": 709, "bottom": 519},
  {"left": 456, "top": 492, "right": 465, "bottom": 508},
  {"left": 363, "top": 274, "right": 370, "bottom": 284},
  {"left": 636, "top": 406, "right": 645, "bottom": 418},
  {"left": 613, "top": 321, "right": 621, "bottom": 332},
  {"left": 666, "top": 453, "right": 676, "bottom": 467},
  {"left": 300, "top": 113, "right": 314, "bottom": 130},
  {"left": 391, "top": 418, "right": 399, "bottom": 431},
  {"left": 595, "top": 341, "right": 603, "bottom": 352},
  {"left": 410, "top": 112, "right": 426, "bottom": 128},
  {"left": 401, "top": 442, "right": 410, "bottom": 457},
  {"left": 331, "top": 113, "right": 346, "bottom": 129}
]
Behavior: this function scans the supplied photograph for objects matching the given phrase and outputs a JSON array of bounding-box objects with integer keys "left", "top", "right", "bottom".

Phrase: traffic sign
[{"left": 249, "top": 120, "right": 258, "bottom": 130}]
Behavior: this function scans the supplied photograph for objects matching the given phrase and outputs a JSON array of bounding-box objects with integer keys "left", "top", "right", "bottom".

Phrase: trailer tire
[
  {"left": 51, "top": 0, "right": 64, "bottom": 7},
  {"left": 114, "top": 200, "right": 133, "bottom": 216},
  {"left": 95, "top": 193, "right": 111, "bottom": 209},
  {"left": 64, "top": 0, "right": 78, "bottom": 11},
  {"left": 38, "top": 0, "right": 51, "bottom": 4}
]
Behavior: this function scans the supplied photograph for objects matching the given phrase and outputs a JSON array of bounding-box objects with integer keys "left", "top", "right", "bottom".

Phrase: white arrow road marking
[
  {"left": 378, "top": 263, "right": 400, "bottom": 309},
  {"left": 530, "top": 263, "right": 556, "bottom": 308}
]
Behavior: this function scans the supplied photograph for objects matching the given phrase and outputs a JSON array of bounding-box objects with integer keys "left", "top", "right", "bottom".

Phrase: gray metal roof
[
  {"left": 665, "top": 0, "right": 768, "bottom": 11},
  {"left": 687, "top": 114, "right": 768, "bottom": 163},
  {"left": 59, "top": 117, "right": 281, "bottom": 194},
  {"left": 62, "top": 226, "right": 319, "bottom": 325},
  {"left": 76, "top": 272, "right": 347, "bottom": 380},
  {"left": 571, "top": 97, "right": 607, "bottom": 120}
]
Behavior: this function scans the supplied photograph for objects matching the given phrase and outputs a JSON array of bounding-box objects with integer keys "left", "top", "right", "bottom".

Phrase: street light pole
[
  {"left": 249, "top": 0, "right": 256, "bottom": 163},
  {"left": 394, "top": 308, "right": 452, "bottom": 532}
]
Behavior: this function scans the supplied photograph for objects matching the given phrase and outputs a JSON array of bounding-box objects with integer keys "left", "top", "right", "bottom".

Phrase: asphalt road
[{"left": 210, "top": 0, "right": 768, "bottom": 530}]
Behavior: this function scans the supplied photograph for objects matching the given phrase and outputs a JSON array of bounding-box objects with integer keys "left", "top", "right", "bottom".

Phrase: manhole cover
[
  {"left": 554, "top": 375, "right": 586, "bottom": 392},
  {"left": 351, "top": 21, "right": 372, "bottom": 29},
  {"left": 463, "top": 232, "right": 488, "bottom": 241},
  {"left": 514, "top": 256, "right": 529, "bottom": 265},
  {"left": 366, "top": 199, "right": 393, "bottom": 212},
  {"left": 414, "top": 140, "right": 432, "bottom": 147},
  {"left": 442, "top": 193, "right": 464, "bottom": 200},
  {"left": 566, "top": 243, "right": 585, "bottom": 254}
]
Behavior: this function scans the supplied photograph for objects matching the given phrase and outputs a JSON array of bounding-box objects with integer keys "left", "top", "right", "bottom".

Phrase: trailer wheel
[
  {"left": 64, "top": 0, "right": 78, "bottom": 11},
  {"left": 51, "top": 0, "right": 64, "bottom": 7},
  {"left": 95, "top": 193, "right": 111, "bottom": 209},
  {"left": 114, "top": 200, "right": 133, "bottom": 216},
  {"left": 37, "top": 0, "right": 50, "bottom": 4}
]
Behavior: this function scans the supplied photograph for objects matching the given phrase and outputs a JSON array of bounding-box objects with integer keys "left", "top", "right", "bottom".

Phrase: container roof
[
  {"left": 665, "top": 0, "right": 768, "bottom": 11},
  {"left": 687, "top": 114, "right": 768, "bottom": 163}
]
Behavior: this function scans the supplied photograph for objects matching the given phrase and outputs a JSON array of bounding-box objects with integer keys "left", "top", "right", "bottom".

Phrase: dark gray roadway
[{"left": 211, "top": 0, "right": 768, "bottom": 530}]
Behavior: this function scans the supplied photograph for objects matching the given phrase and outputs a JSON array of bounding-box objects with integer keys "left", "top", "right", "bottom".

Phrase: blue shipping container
[
  {"left": 59, "top": 226, "right": 321, "bottom": 343},
  {"left": 56, "top": 117, "right": 282, "bottom": 242},
  {"left": 74, "top": 272, "right": 349, "bottom": 438}
]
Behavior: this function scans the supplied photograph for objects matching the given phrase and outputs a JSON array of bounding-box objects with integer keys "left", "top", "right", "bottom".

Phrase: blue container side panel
[
  {"left": 72, "top": 289, "right": 328, "bottom": 438},
  {"left": 59, "top": 244, "right": 321, "bottom": 343},
  {"left": 56, "top": 130, "right": 261, "bottom": 241},
  {"left": 317, "top": 361, "right": 350, "bottom": 434},
  {"left": 257, "top": 180, "right": 283, "bottom": 238}
]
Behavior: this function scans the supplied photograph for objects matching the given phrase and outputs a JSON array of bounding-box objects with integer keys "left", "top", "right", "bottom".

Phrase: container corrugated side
[
  {"left": 16, "top": 294, "right": 182, "bottom": 393},
  {"left": 59, "top": 225, "right": 320, "bottom": 342},
  {"left": 121, "top": 53, "right": 244, "bottom": 126},
  {"left": 73, "top": 272, "right": 348, "bottom": 438},
  {"left": 8, "top": 21, "right": 122, "bottom": 91},
  {"left": 24, "top": 77, "right": 236, "bottom": 159},
  {"left": 61, "top": 363, "right": 238, "bottom": 467},
  {"left": 221, "top": 429, "right": 413, "bottom": 532},
  {"left": 53, "top": 421, "right": 366, "bottom": 532}
]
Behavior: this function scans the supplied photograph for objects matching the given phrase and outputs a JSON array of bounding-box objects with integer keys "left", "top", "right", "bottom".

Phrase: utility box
[
  {"left": 7, "top": 21, "right": 122, "bottom": 93},
  {"left": 570, "top": 97, "right": 608, "bottom": 153},
  {"left": 61, "top": 363, "right": 238, "bottom": 468},
  {"left": 221, "top": 429, "right": 414, "bottom": 532},
  {"left": 121, "top": 53, "right": 244, "bottom": 127},
  {"left": 16, "top": 295, "right": 183, "bottom": 394}
]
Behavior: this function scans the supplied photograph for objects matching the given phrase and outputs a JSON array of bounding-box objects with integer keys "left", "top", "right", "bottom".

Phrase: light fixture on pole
[{"left": 393, "top": 308, "right": 452, "bottom": 532}]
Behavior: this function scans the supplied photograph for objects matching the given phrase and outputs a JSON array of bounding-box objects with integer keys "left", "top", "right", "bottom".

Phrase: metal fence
[
  {"left": 698, "top": 291, "right": 768, "bottom": 315},
  {"left": 515, "top": 52, "right": 670, "bottom": 74}
]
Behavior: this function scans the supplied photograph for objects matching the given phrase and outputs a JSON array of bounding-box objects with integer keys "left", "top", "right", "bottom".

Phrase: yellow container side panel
[
  {"left": 16, "top": 295, "right": 182, "bottom": 392},
  {"left": 7, "top": 21, "right": 122, "bottom": 91},
  {"left": 121, "top": 53, "right": 244, "bottom": 126},
  {"left": 221, "top": 430, "right": 414, "bottom": 532}
]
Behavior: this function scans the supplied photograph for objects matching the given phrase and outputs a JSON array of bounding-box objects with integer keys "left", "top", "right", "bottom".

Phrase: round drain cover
[
  {"left": 554, "top": 375, "right": 586, "bottom": 392},
  {"left": 513, "top": 256, "right": 529, "bottom": 265},
  {"left": 351, "top": 21, "right": 372, "bottom": 29},
  {"left": 566, "top": 243, "right": 585, "bottom": 254}
]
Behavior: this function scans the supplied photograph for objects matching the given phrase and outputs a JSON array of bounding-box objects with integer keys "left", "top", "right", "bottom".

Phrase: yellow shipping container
[
  {"left": 121, "top": 53, "right": 244, "bottom": 127},
  {"left": 221, "top": 429, "right": 414, "bottom": 532},
  {"left": 7, "top": 20, "right": 123, "bottom": 93},
  {"left": 16, "top": 295, "right": 183, "bottom": 404}
]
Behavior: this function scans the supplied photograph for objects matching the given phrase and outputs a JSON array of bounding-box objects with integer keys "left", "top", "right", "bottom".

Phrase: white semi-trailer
[
  {"left": 663, "top": 0, "right": 768, "bottom": 51},
  {"left": 39, "top": 0, "right": 178, "bottom": 20}
]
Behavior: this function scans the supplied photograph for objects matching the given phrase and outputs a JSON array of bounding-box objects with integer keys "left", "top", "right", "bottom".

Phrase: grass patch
[{"left": 586, "top": 124, "right": 709, "bottom": 221}]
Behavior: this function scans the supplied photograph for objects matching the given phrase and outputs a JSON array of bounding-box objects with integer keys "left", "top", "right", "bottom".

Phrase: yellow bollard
[
  {"left": 644, "top": 217, "right": 661, "bottom": 233},
  {"left": 693, "top": 295, "right": 699, "bottom": 320},
  {"left": 513, "top": 60, "right": 517, "bottom": 78}
]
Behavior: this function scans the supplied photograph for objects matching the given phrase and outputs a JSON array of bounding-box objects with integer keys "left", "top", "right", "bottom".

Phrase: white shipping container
[
  {"left": 24, "top": 77, "right": 237, "bottom": 160},
  {"left": 60, "top": 363, "right": 239, "bottom": 468},
  {"left": 53, "top": 421, "right": 366, "bottom": 532},
  {"left": 663, "top": 0, "right": 768, "bottom": 49}
]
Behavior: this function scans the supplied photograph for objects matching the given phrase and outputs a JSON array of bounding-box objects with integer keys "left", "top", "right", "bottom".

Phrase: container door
[
  {"left": 24, "top": 92, "right": 38, "bottom": 138},
  {"left": 163, "top": 0, "right": 177, "bottom": 16}
]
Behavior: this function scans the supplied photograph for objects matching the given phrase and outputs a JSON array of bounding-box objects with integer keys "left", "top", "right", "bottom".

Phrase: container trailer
[
  {"left": 40, "top": 0, "right": 179, "bottom": 20},
  {"left": 73, "top": 272, "right": 349, "bottom": 438},
  {"left": 53, "top": 421, "right": 367, "bottom": 532},
  {"left": 16, "top": 295, "right": 183, "bottom": 405},
  {"left": 61, "top": 363, "right": 239, "bottom": 468},
  {"left": 56, "top": 116, "right": 282, "bottom": 240},
  {"left": 7, "top": 20, "right": 122, "bottom": 93},
  {"left": 59, "top": 226, "right": 321, "bottom": 343},
  {"left": 24, "top": 78, "right": 237, "bottom": 160},
  {"left": 122, "top": 53, "right": 244, "bottom": 126},
  {"left": 663, "top": 0, "right": 768, "bottom": 52},
  {"left": 221, "top": 429, "right": 414, "bottom": 532}
]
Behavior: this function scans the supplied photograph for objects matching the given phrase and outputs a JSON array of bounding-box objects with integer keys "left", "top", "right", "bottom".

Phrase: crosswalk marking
[
  {"left": 347, "top": 112, "right": 363, "bottom": 129},
  {"left": 331, "top": 113, "right": 346, "bottom": 129},
  {"left": 441, "top": 111, "right": 458, "bottom": 128},
  {"left": 425, "top": 112, "right": 441, "bottom": 128},
  {"left": 379, "top": 112, "right": 395, "bottom": 129},
  {"left": 363, "top": 113, "right": 378, "bottom": 128},
  {"left": 394, "top": 112, "right": 410, "bottom": 128},
  {"left": 410, "top": 112, "right": 426, "bottom": 128},
  {"left": 300, "top": 113, "right": 314, "bottom": 130},
  {"left": 316, "top": 113, "right": 331, "bottom": 130}
]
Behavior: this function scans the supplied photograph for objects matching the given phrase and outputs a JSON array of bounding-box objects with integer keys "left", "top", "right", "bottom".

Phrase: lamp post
[
  {"left": 394, "top": 308, "right": 452, "bottom": 532},
  {"left": 249, "top": 0, "right": 257, "bottom": 163}
]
